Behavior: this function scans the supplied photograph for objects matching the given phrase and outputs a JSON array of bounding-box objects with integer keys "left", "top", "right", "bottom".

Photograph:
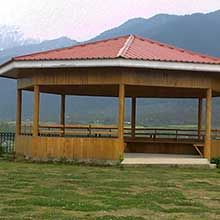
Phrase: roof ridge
[{"left": 117, "top": 35, "right": 135, "bottom": 57}]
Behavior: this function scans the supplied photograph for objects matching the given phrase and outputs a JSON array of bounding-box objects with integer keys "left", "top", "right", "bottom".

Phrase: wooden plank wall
[
  {"left": 125, "top": 142, "right": 198, "bottom": 155},
  {"left": 211, "top": 140, "right": 220, "bottom": 158},
  {"left": 18, "top": 67, "right": 220, "bottom": 93},
  {"left": 15, "top": 135, "right": 124, "bottom": 161}
]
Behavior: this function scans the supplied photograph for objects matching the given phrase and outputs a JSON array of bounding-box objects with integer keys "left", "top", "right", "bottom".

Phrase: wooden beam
[
  {"left": 198, "top": 98, "right": 203, "bottom": 140},
  {"left": 16, "top": 89, "right": 22, "bottom": 135},
  {"left": 193, "top": 143, "right": 204, "bottom": 158},
  {"left": 33, "top": 85, "right": 40, "bottom": 137},
  {"left": 205, "top": 88, "right": 212, "bottom": 160},
  {"left": 118, "top": 84, "right": 125, "bottom": 140},
  {"left": 60, "top": 94, "right": 66, "bottom": 136},
  {"left": 131, "top": 97, "right": 136, "bottom": 139}
]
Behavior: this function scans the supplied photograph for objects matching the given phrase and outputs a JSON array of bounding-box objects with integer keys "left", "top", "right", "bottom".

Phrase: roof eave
[{"left": 1, "top": 58, "right": 220, "bottom": 79}]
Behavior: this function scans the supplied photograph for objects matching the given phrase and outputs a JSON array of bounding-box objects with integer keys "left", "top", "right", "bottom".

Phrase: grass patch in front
[{"left": 0, "top": 160, "right": 220, "bottom": 219}]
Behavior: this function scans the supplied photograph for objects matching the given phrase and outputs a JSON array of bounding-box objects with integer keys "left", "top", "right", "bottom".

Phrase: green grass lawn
[{"left": 0, "top": 160, "right": 220, "bottom": 220}]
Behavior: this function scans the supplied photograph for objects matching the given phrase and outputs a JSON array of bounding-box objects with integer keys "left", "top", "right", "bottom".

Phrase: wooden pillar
[
  {"left": 205, "top": 88, "right": 212, "bottom": 160},
  {"left": 60, "top": 94, "right": 66, "bottom": 136},
  {"left": 16, "top": 89, "right": 22, "bottom": 135},
  {"left": 33, "top": 85, "right": 40, "bottom": 137},
  {"left": 198, "top": 98, "right": 203, "bottom": 140},
  {"left": 131, "top": 97, "right": 136, "bottom": 139},
  {"left": 118, "top": 84, "right": 125, "bottom": 140}
]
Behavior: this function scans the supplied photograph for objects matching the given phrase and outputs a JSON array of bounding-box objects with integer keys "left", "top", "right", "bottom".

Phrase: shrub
[
  {"left": 118, "top": 153, "right": 124, "bottom": 162},
  {"left": 211, "top": 157, "right": 220, "bottom": 168}
]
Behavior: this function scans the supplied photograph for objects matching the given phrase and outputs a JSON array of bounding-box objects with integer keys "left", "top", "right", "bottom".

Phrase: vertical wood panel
[
  {"left": 29, "top": 68, "right": 220, "bottom": 92},
  {"left": 16, "top": 89, "right": 22, "bottom": 135},
  {"left": 126, "top": 142, "right": 197, "bottom": 155},
  {"left": 205, "top": 88, "right": 212, "bottom": 160},
  {"left": 211, "top": 140, "right": 220, "bottom": 158},
  {"left": 15, "top": 135, "right": 122, "bottom": 160},
  {"left": 33, "top": 85, "right": 40, "bottom": 136}
]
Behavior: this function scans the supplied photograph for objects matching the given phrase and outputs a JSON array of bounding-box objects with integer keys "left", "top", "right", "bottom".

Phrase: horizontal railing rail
[
  {"left": 21, "top": 124, "right": 33, "bottom": 136},
  {"left": 210, "top": 129, "right": 220, "bottom": 139},
  {"left": 38, "top": 124, "right": 118, "bottom": 137},
  {"left": 124, "top": 127, "right": 206, "bottom": 141},
  {"left": 20, "top": 124, "right": 220, "bottom": 141}
]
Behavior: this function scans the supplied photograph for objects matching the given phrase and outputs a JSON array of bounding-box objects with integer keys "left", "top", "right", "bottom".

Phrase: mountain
[
  {"left": 0, "top": 36, "right": 78, "bottom": 64},
  {"left": 0, "top": 35, "right": 78, "bottom": 122},
  {"left": 91, "top": 10, "right": 220, "bottom": 57},
  {"left": 91, "top": 14, "right": 178, "bottom": 42},
  {"left": 0, "top": 25, "right": 38, "bottom": 51},
  {"left": 1, "top": 10, "right": 220, "bottom": 125}
]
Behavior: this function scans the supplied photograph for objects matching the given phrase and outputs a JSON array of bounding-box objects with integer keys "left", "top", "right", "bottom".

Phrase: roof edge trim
[{"left": 1, "top": 59, "right": 220, "bottom": 78}]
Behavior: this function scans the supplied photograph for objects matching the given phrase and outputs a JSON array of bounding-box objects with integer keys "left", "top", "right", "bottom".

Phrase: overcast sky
[{"left": 0, "top": 0, "right": 220, "bottom": 41}]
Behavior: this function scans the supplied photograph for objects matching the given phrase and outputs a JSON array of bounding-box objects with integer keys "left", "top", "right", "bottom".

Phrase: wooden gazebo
[{"left": 1, "top": 35, "right": 220, "bottom": 162}]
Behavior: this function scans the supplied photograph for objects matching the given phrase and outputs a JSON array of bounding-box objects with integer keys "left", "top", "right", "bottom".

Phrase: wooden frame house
[{"left": 0, "top": 35, "right": 220, "bottom": 162}]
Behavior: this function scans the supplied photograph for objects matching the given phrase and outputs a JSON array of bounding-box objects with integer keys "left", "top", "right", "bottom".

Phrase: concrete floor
[{"left": 122, "top": 153, "right": 214, "bottom": 168}]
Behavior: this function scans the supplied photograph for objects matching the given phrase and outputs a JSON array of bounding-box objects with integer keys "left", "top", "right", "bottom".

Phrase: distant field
[{"left": 0, "top": 160, "right": 220, "bottom": 220}]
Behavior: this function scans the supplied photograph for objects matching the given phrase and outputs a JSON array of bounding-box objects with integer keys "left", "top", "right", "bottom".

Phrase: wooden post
[
  {"left": 131, "top": 97, "right": 136, "bottom": 139},
  {"left": 198, "top": 98, "right": 203, "bottom": 140},
  {"left": 33, "top": 85, "right": 40, "bottom": 137},
  {"left": 118, "top": 84, "right": 125, "bottom": 140},
  {"left": 60, "top": 94, "right": 66, "bottom": 136},
  {"left": 205, "top": 88, "right": 212, "bottom": 160},
  {"left": 16, "top": 89, "right": 22, "bottom": 135}
]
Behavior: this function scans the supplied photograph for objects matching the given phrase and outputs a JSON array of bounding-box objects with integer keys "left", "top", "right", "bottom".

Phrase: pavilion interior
[{"left": 19, "top": 84, "right": 219, "bottom": 157}]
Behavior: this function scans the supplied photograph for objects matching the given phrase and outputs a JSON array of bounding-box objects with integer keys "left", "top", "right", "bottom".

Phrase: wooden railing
[
  {"left": 20, "top": 124, "right": 220, "bottom": 141},
  {"left": 21, "top": 124, "right": 33, "bottom": 136},
  {"left": 211, "top": 129, "right": 220, "bottom": 140},
  {"left": 125, "top": 127, "right": 206, "bottom": 141},
  {"left": 22, "top": 124, "right": 118, "bottom": 137}
]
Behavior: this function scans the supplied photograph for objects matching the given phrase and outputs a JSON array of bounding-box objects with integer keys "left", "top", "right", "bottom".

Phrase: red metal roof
[{"left": 13, "top": 35, "right": 220, "bottom": 64}]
